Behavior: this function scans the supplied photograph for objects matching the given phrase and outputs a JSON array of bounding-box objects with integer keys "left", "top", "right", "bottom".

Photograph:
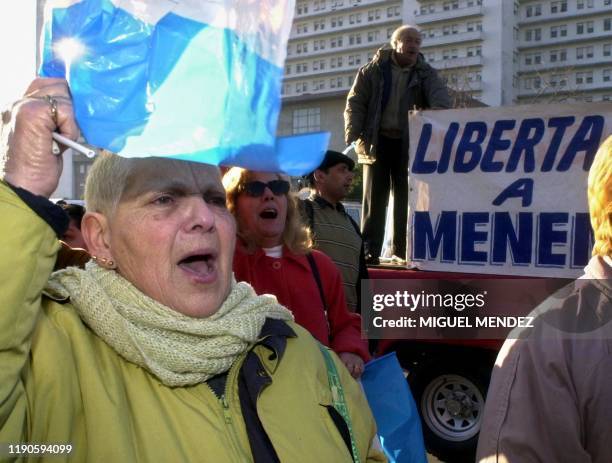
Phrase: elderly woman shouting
[
  {"left": 223, "top": 168, "right": 370, "bottom": 378},
  {"left": 0, "top": 78, "right": 385, "bottom": 462}
]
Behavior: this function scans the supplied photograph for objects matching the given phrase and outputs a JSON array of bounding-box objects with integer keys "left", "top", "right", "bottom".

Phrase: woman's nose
[
  {"left": 186, "top": 196, "right": 215, "bottom": 231},
  {"left": 262, "top": 186, "right": 275, "bottom": 200}
]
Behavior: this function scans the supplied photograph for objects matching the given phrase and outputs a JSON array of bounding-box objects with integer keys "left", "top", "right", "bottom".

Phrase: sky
[{"left": 0, "top": 1, "right": 38, "bottom": 109}]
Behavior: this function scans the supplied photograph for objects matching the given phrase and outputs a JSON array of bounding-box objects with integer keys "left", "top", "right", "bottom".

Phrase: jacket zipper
[{"left": 203, "top": 355, "right": 251, "bottom": 462}]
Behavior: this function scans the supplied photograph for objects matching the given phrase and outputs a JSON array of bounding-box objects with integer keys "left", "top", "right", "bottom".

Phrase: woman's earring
[{"left": 93, "top": 255, "right": 117, "bottom": 270}]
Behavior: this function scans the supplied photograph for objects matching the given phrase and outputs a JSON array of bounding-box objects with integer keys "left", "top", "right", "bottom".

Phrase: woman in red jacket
[{"left": 223, "top": 168, "right": 370, "bottom": 378}]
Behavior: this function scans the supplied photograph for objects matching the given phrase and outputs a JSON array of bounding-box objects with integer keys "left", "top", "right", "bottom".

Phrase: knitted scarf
[{"left": 45, "top": 261, "right": 293, "bottom": 387}]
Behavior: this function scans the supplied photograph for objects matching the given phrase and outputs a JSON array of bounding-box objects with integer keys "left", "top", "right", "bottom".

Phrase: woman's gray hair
[{"left": 84, "top": 150, "right": 135, "bottom": 217}]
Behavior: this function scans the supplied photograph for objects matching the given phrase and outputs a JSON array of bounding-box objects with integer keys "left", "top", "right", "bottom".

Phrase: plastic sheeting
[{"left": 39, "top": 0, "right": 328, "bottom": 175}]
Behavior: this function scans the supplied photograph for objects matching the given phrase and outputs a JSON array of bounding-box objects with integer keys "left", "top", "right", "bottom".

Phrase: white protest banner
[{"left": 407, "top": 102, "right": 612, "bottom": 277}]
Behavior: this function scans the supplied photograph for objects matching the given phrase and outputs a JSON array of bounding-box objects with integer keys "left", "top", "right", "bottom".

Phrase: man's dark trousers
[{"left": 361, "top": 134, "right": 408, "bottom": 259}]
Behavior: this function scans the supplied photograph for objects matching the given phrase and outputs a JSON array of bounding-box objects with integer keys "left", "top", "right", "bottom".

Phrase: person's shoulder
[
  {"left": 415, "top": 56, "right": 438, "bottom": 75},
  {"left": 310, "top": 249, "right": 340, "bottom": 274}
]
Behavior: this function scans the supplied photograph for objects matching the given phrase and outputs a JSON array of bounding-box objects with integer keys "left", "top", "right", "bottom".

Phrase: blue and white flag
[{"left": 39, "top": 0, "right": 328, "bottom": 175}]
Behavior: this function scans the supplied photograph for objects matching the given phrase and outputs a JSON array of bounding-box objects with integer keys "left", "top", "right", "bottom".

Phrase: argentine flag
[{"left": 39, "top": 0, "right": 328, "bottom": 175}]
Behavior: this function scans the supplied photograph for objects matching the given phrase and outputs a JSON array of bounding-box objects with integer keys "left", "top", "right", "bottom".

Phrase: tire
[{"left": 410, "top": 365, "right": 489, "bottom": 462}]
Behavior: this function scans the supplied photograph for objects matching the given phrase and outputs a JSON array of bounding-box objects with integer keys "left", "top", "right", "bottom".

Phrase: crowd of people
[{"left": 1, "top": 21, "right": 610, "bottom": 463}]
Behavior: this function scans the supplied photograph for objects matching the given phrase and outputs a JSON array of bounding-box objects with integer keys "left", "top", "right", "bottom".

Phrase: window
[
  {"left": 551, "top": 25, "right": 567, "bottom": 38},
  {"left": 576, "top": 71, "right": 593, "bottom": 84},
  {"left": 294, "top": 82, "right": 308, "bottom": 94},
  {"left": 296, "top": 3, "right": 308, "bottom": 15},
  {"left": 330, "top": 17, "right": 343, "bottom": 27},
  {"left": 367, "top": 9, "right": 380, "bottom": 21},
  {"left": 330, "top": 36, "right": 343, "bottom": 48},
  {"left": 293, "top": 108, "right": 320, "bottom": 134},
  {"left": 549, "top": 49, "right": 567, "bottom": 62},
  {"left": 313, "top": 20, "right": 324, "bottom": 31},
  {"left": 550, "top": 1, "right": 567, "bottom": 13},
  {"left": 605, "top": 19, "right": 611, "bottom": 31},
  {"left": 285, "top": 64, "right": 291, "bottom": 75},
  {"left": 313, "top": 0, "right": 325, "bottom": 11},
  {"left": 605, "top": 44, "right": 612, "bottom": 57},
  {"left": 467, "top": 46, "right": 481, "bottom": 57},
  {"left": 329, "top": 77, "right": 344, "bottom": 88},
  {"left": 367, "top": 31, "right": 380, "bottom": 43},
  {"left": 576, "top": 46, "right": 594, "bottom": 59},
  {"left": 467, "top": 21, "right": 482, "bottom": 32},
  {"left": 348, "top": 54, "right": 362, "bottom": 66},
  {"left": 578, "top": 21, "right": 594, "bottom": 34},
  {"left": 526, "top": 4, "right": 542, "bottom": 17},
  {"left": 348, "top": 34, "right": 361, "bottom": 45},
  {"left": 313, "top": 40, "right": 325, "bottom": 51},
  {"left": 348, "top": 13, "right": 361, "bottom": 24},
  {"left": 604, "top": 69, "right": 612, "bottom": 82},
  {"left": 312, "top": 80, "right": 326, "bottom": 91},
  {"left": 550, "top": 74, "right": 567, "bottom": 87},
  {"left": 313, "top": 60, "right": 326, "bottom": 71}
]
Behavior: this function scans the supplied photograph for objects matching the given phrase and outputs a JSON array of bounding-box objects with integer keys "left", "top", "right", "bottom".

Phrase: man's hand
[
  {"left": 339, "top": 352, "right": 364, "bottom": 379},
  {"left": 2, "top": 78, "right": 79, "bottom": 198}
]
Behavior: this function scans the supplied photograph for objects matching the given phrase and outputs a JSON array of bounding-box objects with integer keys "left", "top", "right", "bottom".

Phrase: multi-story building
[
  {"left": 515, "top": 0, "right": 612, "bottom": 104},
  {"left": 38, "top": 0, "right": 610, "bottom": 197},
  {"left": 279, "top": 0, "right": 612, "bottom": 151},
  {"left": 278, "top": 0, "right": 404, "bottom": 150}
]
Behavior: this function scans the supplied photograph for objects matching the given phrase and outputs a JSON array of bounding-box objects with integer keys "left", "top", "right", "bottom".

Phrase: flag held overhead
[{"left": 39, "top": 0, "right": 328, "bottom": 175}]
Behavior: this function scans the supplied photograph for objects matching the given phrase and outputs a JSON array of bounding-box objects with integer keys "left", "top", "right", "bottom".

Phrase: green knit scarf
[{"left": 45, "top": 261, "right": 293, "bottom": 387}]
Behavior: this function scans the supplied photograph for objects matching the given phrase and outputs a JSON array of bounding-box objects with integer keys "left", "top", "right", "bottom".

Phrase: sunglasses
[{"left": 242, "top": 180, "right": 290, "bottom": 197}]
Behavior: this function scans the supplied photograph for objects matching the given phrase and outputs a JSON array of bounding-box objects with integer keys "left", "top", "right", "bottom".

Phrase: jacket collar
[
  {"left": 309, "top": 193, "right": 346, "bottom": 213},
  {"left": 237, "top": 238, "right": 312, "bottom": 272},
  {"left": 255, "top": 318, "right": 297, "bottom": 372}
]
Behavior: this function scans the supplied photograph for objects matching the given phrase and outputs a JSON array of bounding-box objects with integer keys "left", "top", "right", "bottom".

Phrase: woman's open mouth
[
  {"left": 259, "top": 208, "right": 278, "bottom": 219},
  {"left": 178, "top": 252, "right": 218, "bottom": 284}
]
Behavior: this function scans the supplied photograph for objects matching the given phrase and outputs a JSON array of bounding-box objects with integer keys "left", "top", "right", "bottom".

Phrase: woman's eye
[
  {"left": 153, "top": 195, "right": 174, "bottom": 205},
  {"left": 206, "top": 195, "right": 227, "bottom": 207}
]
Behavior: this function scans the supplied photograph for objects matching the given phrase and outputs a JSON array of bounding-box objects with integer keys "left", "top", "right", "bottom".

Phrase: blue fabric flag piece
[
  {"left": 39, "top": 0, "right": 328, "bottom": 175},
  {"left": 361, "top": 352, "right": 428, "bottom": 463}
]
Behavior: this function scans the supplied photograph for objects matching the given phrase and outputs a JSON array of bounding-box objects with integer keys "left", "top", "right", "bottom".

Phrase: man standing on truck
[
  {"left": 344, "top": 25, "right": 451, "bottom": 265},
  {"left": 477, "top": 136, "right": 612, "bottom": 463}
]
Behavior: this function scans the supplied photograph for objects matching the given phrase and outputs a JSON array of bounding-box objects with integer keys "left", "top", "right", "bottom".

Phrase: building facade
[
  {"left": 279, "top": 0, "right": 404, "bottom": 152},
  {"left": 40, "top": 0, "right": 611, "bottom": 197},
  {"left": 279, "top": 0, "right": 612, "bottom": 151}
]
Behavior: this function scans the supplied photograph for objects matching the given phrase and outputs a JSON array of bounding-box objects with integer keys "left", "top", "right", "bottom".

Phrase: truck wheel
[{"left": 411, "top": 366, "right": 488, "bottom": 462}]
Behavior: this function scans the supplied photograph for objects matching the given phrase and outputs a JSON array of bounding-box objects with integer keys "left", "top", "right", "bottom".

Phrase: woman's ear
[{"left": 81, "top": 212, "right": 113, "bottom": 261}]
